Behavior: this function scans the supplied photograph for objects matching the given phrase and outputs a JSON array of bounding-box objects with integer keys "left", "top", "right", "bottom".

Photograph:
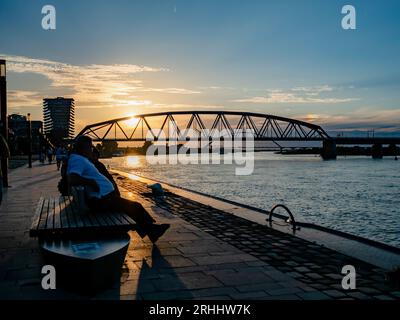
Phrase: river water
[{"left": 103, "top": 153, "right": 400, "bottom": 247}]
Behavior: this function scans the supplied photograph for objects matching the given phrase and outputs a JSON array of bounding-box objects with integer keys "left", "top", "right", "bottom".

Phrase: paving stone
[
  {"left": 374, "top": 294, "right": 396, "bottom": 300},
  {"left": 322, "top": 289, "right": 348, "bottom": 298},
  {"left": 347, "top": 291, "right": 374, "bottom": 300},
  {"left": 236, "top": 282, "right": 284, "bottom": 293},
  {"left": 296, "top": 291, "right": 332, "bottom": 300},
  {"left": 264, "top": 294, "right": 302, "bottom": 300},
  {"left": 141, "top": 290, "right": 194, "bottom": 300},
  {"left": 153, "top": 255, "right": 197, "bottom": 268},
  {"left": 357, "top": 287, "right": 382, "bottom": 295},
  {"left": 177, "top": 245, "right": 224, "bottom": 255},
  {"left": 190, "top": 254, "right": 257, "bottom": 266},
  {"left": 295, "top": 266, "right": 311, "bottom": 273},
  {"left": 212, "top": 271, "right": 275, "bottom": 286},
  {"left": 152, "top": 273, "right": 222, "bottom": 291},
  {"left": 305, "top": 272, "right": 324, "bottom": 280},
  {"left": 190, "top": 287, "right": 239, "bottom": 298},
  {"left": 195, "top": 295, "right": 232, "bottom": 300},
  {"left": 178, "top": 273, "right": 223, "bottom": 290},
  {"left": 229, "top": 291, "right": 269, "bottom": 299},
  {"left": 245, "top": 260, "right": 268, "bottom": 267},
  {"left": 166, "top": 266, "right": 211, "bottom": 275},
  {"left": 120, "top": 280, "right": 156, "bottom": 295},
  {"left": 267, "top": 287, "right": 304, "bottom": 296}
]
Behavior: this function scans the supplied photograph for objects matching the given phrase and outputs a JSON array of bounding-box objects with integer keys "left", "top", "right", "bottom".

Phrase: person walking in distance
[
  {"left": 47, "top": 147, "right": 53, "bottom": 164},
  {"left": 55, "top": 145, "right": 65, "bottom": 170}
]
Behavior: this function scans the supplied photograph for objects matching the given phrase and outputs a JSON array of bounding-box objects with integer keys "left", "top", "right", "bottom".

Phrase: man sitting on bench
[{"left": 67, "top": 135, "right": 170, "bottom": 243}]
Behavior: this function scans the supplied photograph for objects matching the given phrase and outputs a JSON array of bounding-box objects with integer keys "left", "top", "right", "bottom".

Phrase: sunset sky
[{"left": 1, "top": 0, "right": 400, "bottom": 134}]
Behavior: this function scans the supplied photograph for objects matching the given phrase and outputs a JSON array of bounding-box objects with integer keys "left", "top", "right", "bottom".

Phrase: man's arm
[
  {"left": 68, "top": 173, "right": 100, "bottom": 192},
  {"left": 94, "top": 162, "right": 120, "bottom": 196}
]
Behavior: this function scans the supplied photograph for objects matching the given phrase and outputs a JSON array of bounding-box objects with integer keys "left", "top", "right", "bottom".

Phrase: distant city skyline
[{"left": 1, "top": 0, "right": 400, "bottom": 134}]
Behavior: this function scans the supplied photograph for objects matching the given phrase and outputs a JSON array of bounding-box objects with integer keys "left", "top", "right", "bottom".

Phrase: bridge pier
[
  {"left": 219, "top": 137, "right": 225, "bottom": 155},
  {"left": 321, "top": 140, "right": 337, "bottom": 160},
  {"left": 388, "top": 143, "right": 397, "bottom": 156},
  {"left": 371, "top": 143, "right": 383, "bottom": 159},
  {"left": 208, "top": 137, "right": 213, "bottom": 154}
]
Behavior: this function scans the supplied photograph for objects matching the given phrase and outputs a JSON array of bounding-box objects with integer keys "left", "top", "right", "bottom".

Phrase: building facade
[
  {"left": 43, "top": 97, "right": 75, "bottom": 144},
  {"left": 8, "top": 114, "right": 43, "bottom": 155}
]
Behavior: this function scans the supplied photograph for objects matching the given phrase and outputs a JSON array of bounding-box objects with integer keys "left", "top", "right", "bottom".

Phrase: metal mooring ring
[{"left": 268, "top": 204, "right": 296, "bottom": 232}]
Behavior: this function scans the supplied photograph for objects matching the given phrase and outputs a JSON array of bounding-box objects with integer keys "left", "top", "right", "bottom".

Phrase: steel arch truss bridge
[{"left": 78, "top": 111, "right": 330, "bottom": 143}]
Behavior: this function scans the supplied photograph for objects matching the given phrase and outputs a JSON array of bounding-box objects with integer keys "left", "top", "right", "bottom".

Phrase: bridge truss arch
[{"left": 77, "top": 111, "right": 330, "bottom": 143}]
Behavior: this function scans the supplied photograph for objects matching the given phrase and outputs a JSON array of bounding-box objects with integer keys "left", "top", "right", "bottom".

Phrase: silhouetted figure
[
  {"left": 55, "top": 146, "right": 67, "bottom": 170},
  {"left": 47, "top": 147, "right": 53, "bottom": 164},
  {"left": 67, "top": 135, "right": 169, "bottom": 243},
  {"left": 39, "top": 146, "right": 45, "bottom": 164}
]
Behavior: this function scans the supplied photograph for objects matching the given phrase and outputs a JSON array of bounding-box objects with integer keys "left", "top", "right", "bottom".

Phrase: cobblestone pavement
[
  {"left": 0, "top": 163, "right": 399, "bottom": 300},
  {"left": 116, "top": 175, "right": 400, "bottom": 300}
]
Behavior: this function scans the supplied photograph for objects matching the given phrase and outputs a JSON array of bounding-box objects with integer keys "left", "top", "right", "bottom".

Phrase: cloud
[
  {"left": 137, "top": 87, "right": 201, "bottom": 94},
  {"left": 1, "top": 54, "right": 200, "bottom": 110},
  {"left": 149, "top": 103, "right": 225, "bottom": 111},
  {"left": 298, "top": 108, "right": 400, "bottom": 132},
  {"left": 198, "top": 86, "right": 235, "bottom": 91},
  {"left": 232, "top": 86, "right": 359, "bottom": 104},
  {"left": 7, "top": 90, "right": 43, "bottom": 109},
  {"left": 291, "top": 85, "right": 333, "bottom": 96}
]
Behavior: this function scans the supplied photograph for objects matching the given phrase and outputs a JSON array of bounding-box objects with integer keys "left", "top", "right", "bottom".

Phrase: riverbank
[{"left": 278, "top": 146, "right": 400, "bottom": 157}]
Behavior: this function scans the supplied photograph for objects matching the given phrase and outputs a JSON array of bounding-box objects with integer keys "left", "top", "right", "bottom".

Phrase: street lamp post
[
  {"left": 0, "top": 59, "right": 9, "bottom": 187},
  {"left": 27, "top": 113, "right": 32, "bottom": 168}
]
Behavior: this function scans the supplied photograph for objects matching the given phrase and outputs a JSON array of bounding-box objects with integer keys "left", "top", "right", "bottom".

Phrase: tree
[{"left": 101, "top": 141, "right": 118, "bottom": 157}]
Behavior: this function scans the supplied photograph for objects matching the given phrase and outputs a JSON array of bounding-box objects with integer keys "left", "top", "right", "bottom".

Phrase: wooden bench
[
  {"left": 30, "top": 196, "right": 137, "bottom": 292},
  {"left": 30, "top": 196, "right": 137, "bottom": 238}
]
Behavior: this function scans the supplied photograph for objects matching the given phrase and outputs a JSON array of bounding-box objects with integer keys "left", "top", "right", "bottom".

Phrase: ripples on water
[{"left": 103, "top": 153, "right": 400, "bottom": 247}]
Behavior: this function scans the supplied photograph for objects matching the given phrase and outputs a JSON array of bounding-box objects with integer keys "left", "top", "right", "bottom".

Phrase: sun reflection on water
[{"left": 126, "top": 155, "right": 141, "bottom": 168}]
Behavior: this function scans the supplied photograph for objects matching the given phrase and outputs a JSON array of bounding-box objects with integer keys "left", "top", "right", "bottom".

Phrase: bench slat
[
  {"left": 53, "top": 197, "right": 60, "bottom": 229},
  {"left": 65, "top": 196, "right": 77, "bottom": 227},
  {"left": 59, "top": 197, "right": 68, "bottom": 229},
  {"left": 89, "top": 212, "right": 106, "bottom": 227},
  {"left": 107, "top": 213, "right": 126, "bottom": 226},
  {"left": 38, "top": 198, "right": 50, "bottom": 230},
  {"left": 30, "top": 196, "right": 137, "bottom": 238},
  {"left": 69, "top": 197, "right": 90, "bottom": 228},
  {"left": 117, "top": 212, "right": 137, "bottom": 225},
  {"left": 47, "top": 198, "right": 55, "bottom": 229},
  {"left": 86, "top": 212, "right": 101, "bottom": 227},
  {"left": 99, "top": 214, "right": 116, "bottom": 227},
  {"left": 29, "top": 197, "right": 45, "bottom": 236}
]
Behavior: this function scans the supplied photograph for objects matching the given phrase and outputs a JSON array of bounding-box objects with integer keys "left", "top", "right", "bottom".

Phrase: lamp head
[{"left": 0, "top": 60, "right": 6, "bottom": 78}]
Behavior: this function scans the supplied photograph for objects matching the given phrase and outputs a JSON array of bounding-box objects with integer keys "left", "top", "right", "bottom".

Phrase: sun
[{"left": 125, "top": 117, "right": 140, "bottom": 127}]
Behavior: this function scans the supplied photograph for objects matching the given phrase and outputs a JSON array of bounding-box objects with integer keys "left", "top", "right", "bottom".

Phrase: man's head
[{"left": 74, "top": 135, "right": 93, "bottom": 158}]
